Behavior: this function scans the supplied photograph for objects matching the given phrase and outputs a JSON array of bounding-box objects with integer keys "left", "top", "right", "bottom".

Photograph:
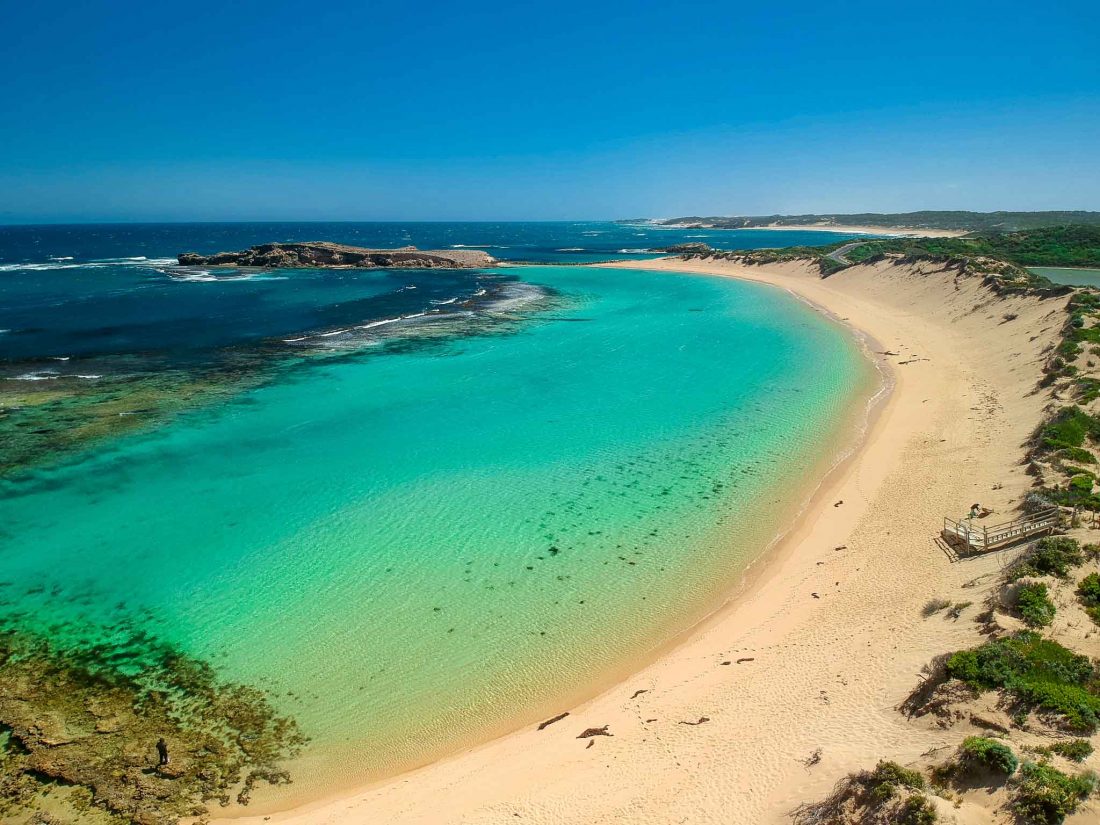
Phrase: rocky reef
[
  {"left": 659, "top": 242, "right": 714, "bottom": 254},
  {"left": 177, "top": 242, "right": 495, "bottom": 269},
  {"left": 0, "top": 618, "right": 306, "bottom": 825}
]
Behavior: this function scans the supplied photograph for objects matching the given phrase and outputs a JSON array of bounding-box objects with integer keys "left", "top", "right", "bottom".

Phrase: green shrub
[
  {"left": 898, "top": 793, "right": 938, "bottom": 825},
  {"left": 1079, "top": 572, "right": 1100, "bottom": 604},
  {"left": 1079, "top": 572, "right": 1100, "bottom": 626},
  {"left": 1042, "top": 407, "right": 1100, "bottom": 451},
  {"left": 1012, "top": 537, "right": 1085, "bottom": 580},
  {"left": 1071, "top": 474, "right": 1094, "bottom": 492},
  {"left": 1016, "top": 582, "right": 1056, "bottom": 627},
  {"left": 1012, "top": 761, "right": 1097, "bottom": 824},
  {"left": 945, "top": 632, "right": 1100, "bottom": 732},
  {"left": 1058, "top": 446, "right": 1097, "bottom": 464},
  {"left": 865, "top": 760, "right": 925, "bottom": 803},
  {"left": 1077, "top": 377, "right": 1100, "bottom": 403},
  {"left": 960, "top": 736, "right": 1019, "bottom": 774},
  {"left": 1050, "top": 739, "right": 1095, "bottom": 763}
]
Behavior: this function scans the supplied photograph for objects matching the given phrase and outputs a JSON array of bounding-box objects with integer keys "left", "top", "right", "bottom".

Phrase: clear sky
[{"left": 1, "top": 0, "right": 1097, "bottom": 222}]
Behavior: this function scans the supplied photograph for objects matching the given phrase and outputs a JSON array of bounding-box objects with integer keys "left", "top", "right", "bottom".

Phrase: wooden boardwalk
[{"left": 941, "top": 507, "right": 1061, "bottom": 554}]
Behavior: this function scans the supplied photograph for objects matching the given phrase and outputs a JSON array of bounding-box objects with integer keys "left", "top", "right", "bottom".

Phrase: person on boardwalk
[{"left": 156, "top": 737, "right": 169, "bottom": 766}]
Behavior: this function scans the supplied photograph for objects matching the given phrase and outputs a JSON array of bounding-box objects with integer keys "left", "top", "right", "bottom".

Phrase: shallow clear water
[{"left": 0, "top": 227, "right": 873, "bottom": 798}]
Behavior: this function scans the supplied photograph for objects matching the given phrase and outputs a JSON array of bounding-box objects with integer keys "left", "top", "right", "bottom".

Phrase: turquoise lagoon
[{"left": 0, "top": 263, "right": 874, "bottom": 799}]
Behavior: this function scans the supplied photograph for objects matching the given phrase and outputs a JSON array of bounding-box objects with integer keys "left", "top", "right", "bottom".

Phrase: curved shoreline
[{"left": 215, "top": 256, "right": 1063, "bottom": 824}]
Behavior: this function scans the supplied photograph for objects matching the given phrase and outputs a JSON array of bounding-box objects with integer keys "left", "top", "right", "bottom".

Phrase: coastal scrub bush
[
  {"left": 1077, "top": 377, "right": 1100, "bottom": 403},
  {"left": 1011, "top": 761, "right": 1097, "bottom": 824},
  {"left": 866, "top": 760, "right": 925, "bottom": 803},
  {"left": 1078, "top": 572, "right": 1100, "bottom": 625},
  {"left": 897, "top": 794, "right": 938, "bottom": 825},
  {"left": 1041, "top": 407, "right": 1100, "bottom": 451},
  {"left": 945, "top": 632, "right": 1100, "bottom": 732},
  {"left": 1011, "top": 537, "right": 1084, "bottom": 580},
  {"left": 791, "top": 760, "right": 932, "bottom": 825},
  {"left": 1051, "top": 739, "right": 1095, "bottom": 762},
  {"left": 1057, "top": 446, "right": 1096, "bottom": 464},
  {"left": 959, "top": 736, "right": 1019, "bottom": 774},
  {"left": 1015, "top": 582, "right": 1056, "bottom": 628},
  {"left": 1070, "top": 474, "right": 1094, "bottom": 493}
]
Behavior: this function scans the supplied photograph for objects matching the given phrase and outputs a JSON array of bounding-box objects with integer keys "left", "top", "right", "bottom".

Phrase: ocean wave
[
  {"left": 430, "top": 297, "right": 458, "bottom": 305},
  {"left": 7, "top": 370, "right": 101, "bottom": 381},
  {"left": 450, "top": 244, "right": 509, "bottom": 249},
  {"left": 0, "top": 256, "right": 177, "bottom": 272},
  {"left": 616, "top": 248, "right": 653, "bottom": 254},
  {"left": 0, "top": 262, "right": 103, "bottom": 272},
  {"left": 555, "top": 247, "right": 585, "bottom": 252},
  {"left": 161, "top": 268, "right": 287, "bottom": 283},
  {"left": 49, "top": 256, "right": 74, "bottom": 261}
]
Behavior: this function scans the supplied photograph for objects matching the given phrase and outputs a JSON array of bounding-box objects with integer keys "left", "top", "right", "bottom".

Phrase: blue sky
[{"left": 0, "top": 0, "right": 1097, "bottom": 222}]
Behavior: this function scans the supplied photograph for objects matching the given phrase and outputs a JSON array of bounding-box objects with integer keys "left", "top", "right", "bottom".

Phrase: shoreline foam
[{"left": 214, "top": 255, "right": 1065, "bottom": 825}]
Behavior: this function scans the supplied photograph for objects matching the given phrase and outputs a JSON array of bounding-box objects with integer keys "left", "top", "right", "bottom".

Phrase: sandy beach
[
  {"left": 662, "top": 223, "right": 970, "bottom": 238},
  {"left": 217, "top": 255, "right": 1068, "bottom": 825}
]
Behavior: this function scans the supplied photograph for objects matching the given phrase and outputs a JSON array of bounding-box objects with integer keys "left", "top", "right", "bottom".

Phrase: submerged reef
[
  {"left": 0, "top": 618, "right": 306, "bottom": 825},
  {"left": 0, "top": 274, "right": 561, "bottom": 482},
  {"left": 178, "top": 242, "right": 495, "bottom": 269}
]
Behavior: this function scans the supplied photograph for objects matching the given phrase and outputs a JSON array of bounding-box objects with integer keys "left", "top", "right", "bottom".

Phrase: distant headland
[
  {"left": 177, "top": 241, "right": 495, "bottom": 269},
  {"left": 620, "top": 210, "right": 1100, "bottom": 236}
]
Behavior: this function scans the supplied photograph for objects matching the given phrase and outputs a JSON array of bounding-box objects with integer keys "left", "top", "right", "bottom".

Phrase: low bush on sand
[
  {"left": 1078, "top": 572, "right": 1100, "bottom": 624},
  {"left": 1015, "top": 582, "right": 1056, "bottom": 628},
  {"left": 791, "top": 761, "right": 931, "bottom": 824},
  {"left": 946, "top": 632, "right": 1100, "bottom": 732},
  {"left": 1011, "top": 761, "right": 1096, "bottom": 824},
  {"left": 959, "top": 736, "right": 1019, "bottom": 774},
  {"left": 1010, "top": 537, "right": 1084, "bottom": 581}
]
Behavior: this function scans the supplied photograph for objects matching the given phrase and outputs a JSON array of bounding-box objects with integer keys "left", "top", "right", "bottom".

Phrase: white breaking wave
[
  {"left": 0, "top": 256, "right": 176, "bottom": 272},
  {"left": 8, "top": 371, "right": 101, "bottom": 381},
  {"left": 555, "top": 247, "right": 585, "bottom": 252},
  {"left": 617, "top": 248, "right": 653, "bottom": 254}
]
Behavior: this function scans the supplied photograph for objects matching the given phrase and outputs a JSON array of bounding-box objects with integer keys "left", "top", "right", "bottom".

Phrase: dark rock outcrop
[
  {"left": 660, "top": 242, "right": 714, "bottom": 254},
  {"left": 178, "top": 242, "right": 495, "bottom": 269}
]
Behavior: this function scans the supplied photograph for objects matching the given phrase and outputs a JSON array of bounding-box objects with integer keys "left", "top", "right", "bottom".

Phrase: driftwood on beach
[{"left": 177, "top": 242, "right": 495, "bottom": 269}]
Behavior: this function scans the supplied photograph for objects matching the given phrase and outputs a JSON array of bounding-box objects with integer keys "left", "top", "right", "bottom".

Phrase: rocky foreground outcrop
[{"left": 178, "top": 242, "right": 495, "bottom": 269}]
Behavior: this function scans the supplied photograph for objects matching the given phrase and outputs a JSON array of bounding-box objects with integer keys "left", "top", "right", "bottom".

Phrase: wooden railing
[{"left": 942, "top": 507, "right": 1061, "bottom": 553}]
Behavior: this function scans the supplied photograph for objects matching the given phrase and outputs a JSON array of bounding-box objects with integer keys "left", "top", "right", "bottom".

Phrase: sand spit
[
  {"left": 217, "top": 256, "right": 1069, "bottom": 825},
  {"left": 659, "top": 222, "right": 969, "bottom": 238}
]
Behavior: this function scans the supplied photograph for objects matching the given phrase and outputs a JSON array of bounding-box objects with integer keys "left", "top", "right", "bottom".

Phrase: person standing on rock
[{"left": 156, "top": 737, "right": 169, "bottom": 766}]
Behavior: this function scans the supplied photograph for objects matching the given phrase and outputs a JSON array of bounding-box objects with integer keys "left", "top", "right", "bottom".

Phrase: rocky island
[{"left": 177, "top": 241, "right": 496, "bottom": 269}]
